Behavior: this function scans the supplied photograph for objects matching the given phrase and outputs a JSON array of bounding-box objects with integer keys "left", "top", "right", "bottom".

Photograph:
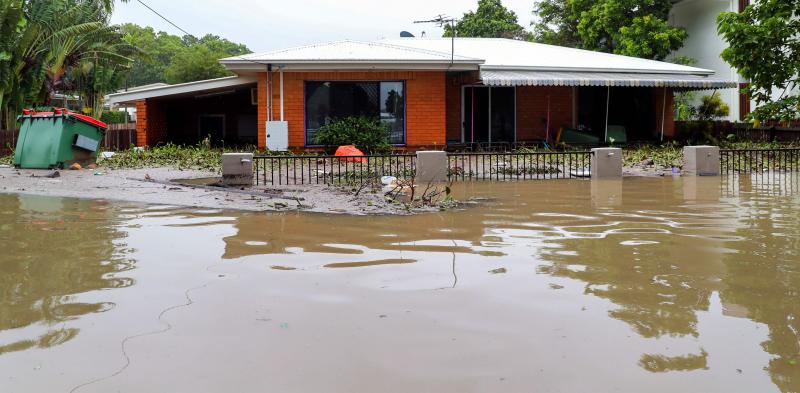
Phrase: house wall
[
  {"left": 670, "top": 0, "right": 743, "bottom": 121},
  {"left": 516, "top": 86, "right": 574, "bottom": 141},
  {"left": 257, "top": 70, "right": 447, "bottom": 150},
  {"left": 136, "top": 99, "right": 167, "bottom": 146}
]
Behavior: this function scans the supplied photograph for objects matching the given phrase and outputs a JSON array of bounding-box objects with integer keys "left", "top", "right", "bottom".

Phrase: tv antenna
[{"left": 414, "top": 14, "right": 458, "bottom": 66}]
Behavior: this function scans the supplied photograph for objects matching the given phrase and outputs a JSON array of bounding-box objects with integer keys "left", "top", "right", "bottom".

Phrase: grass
[
  {"left": 99, "top": 143, "right": 226, "bottom": 171},
  {"left": 623, "top": 143, "right": 684, "bottom": 169}
]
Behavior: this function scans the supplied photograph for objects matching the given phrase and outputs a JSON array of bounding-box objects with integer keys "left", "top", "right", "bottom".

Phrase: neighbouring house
[
  {"left": 670, "top": 0, "right": 799, "bottom": 122},
  {"left": 106, "top": 38, "right": 735, "bottom": 151}
]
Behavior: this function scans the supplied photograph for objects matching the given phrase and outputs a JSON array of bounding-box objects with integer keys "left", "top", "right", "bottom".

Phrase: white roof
[
  {"left": 106, "top": 76, "right": 257, "bottom": 105},
  {"left": 381, "top": 38, "right": 713, "bottom": 75},
  {"left": 220, "top": 40, "right": 483, "bottom": 71}
]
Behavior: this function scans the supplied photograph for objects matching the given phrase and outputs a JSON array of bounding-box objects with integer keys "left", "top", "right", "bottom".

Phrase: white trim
[
  {"left": 480, "top": 65, "right": 714, "bottom": 76},
  {"left": 223, "top": 62, "right": 480, "bottom": 72},
  {"left": 107, "top": 76, "right": 258, "bottom": 105}
]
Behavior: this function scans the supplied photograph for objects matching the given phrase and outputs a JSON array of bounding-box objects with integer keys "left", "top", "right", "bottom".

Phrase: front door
[{"left": 463, "top": 86, "right": 515, "bottom": 144}]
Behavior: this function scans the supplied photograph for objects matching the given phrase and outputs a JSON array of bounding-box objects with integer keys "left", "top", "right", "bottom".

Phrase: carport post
[
  {"left": 279, "top": 66, "right": 285, "bottom": 121},
  {"left": 660, "top": 88, "right": 667, "bottom": 142},
  {"left": 604, "top": 86, "right": 610, "bottom": 143}
]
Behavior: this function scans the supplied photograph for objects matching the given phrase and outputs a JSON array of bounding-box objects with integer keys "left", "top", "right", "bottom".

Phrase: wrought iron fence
[
  {"left": 447, "top": 151, "right": 592, "bottom": 181},
  {"left": 720, "top": 148, "right": 800, "bottom": 174},
  {"left": 254, "top": 154, "right": 416, "bottom": 186}
]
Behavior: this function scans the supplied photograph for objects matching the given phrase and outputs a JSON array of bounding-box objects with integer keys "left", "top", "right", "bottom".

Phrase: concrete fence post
[
  {"left": 590, "top": 148, "right": 623, "bottom": 179},
  {"left": 682, "top": 146, "right": 720, "bottom": 176},
  {"left": 415, "top": 150, "right": 448, "bottom": 183},
  {"left": 222, "top": 153, "right": 254, "bottom": 186}
]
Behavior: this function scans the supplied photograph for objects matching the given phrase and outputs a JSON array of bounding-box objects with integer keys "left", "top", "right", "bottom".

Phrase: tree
[
  {"left": 718, "top": 1, "right": 800, "bottom": 123},
  {"left": 120, "top": 26, "right": 250, "bottom": 87},
  {"left": 532, "top": 0, "right": 687, "bottom": 60},
  {"left": 444, "top": 0, "right": 529, "bottom": 40}
]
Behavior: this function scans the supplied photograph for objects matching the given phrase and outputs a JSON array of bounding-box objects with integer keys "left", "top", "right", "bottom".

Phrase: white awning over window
[{"left": 480, "top": 70, "right": 737, "bottom": 89}]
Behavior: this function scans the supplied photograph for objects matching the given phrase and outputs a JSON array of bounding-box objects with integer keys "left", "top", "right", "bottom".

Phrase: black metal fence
[
  {"left": 720, "top": 148, "right": 800, "bottom": 174},
  {"left": 447, "top": 151, "right": 592, "bottom": 181},
  {"left": 254, "top": 154, "right": 416, "bottom": 186}
]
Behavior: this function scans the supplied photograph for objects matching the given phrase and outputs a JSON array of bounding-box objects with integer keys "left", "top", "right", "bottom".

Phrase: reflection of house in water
[
  {"left": 220, "top": 211, "right": 493, "bottom": 261},
  {"left": 0, "top": 195, "right": 132, "bottom": 355}
]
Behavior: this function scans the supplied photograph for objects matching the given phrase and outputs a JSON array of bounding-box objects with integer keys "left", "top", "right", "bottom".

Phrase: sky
[{"left": 110, "top": 0, "right": 537, "bottom": 53}]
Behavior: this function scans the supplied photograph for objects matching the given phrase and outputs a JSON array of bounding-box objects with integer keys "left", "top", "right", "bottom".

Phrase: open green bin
[{"left": 13, "top": 110, "right": 108, "bottom": 169}]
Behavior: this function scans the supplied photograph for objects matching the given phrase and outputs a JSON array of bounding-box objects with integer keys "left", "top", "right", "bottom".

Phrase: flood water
[{"left": 1, "top": 174, "right": 800, "bottom": 393}]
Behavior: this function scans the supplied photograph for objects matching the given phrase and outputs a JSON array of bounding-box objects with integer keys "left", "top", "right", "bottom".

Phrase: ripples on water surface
[{"left": 1, "top": 174, "right": 799, "bottom": 392}]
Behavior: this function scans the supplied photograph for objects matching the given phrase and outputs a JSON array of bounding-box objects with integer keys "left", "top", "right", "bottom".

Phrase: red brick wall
[
  {"left": 653, "top": 87, "right": 675, "bottom": 138},
  {"left": 256, "top": 71, "right": 446, "bottom": 149},
  {"left": 445, "top": 72, "right": 481, "bottom": 142},
  {"left": 135, "top": 99, "right": 167, "bottom": 147},
  {"left": 516, "top": 86, "right": 574, "bottom": 141}
]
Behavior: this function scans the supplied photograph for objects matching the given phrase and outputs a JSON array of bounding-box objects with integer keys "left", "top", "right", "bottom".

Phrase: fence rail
[
  {"left": 254, "top": 154, "right": 416, "bottom": 186},
  {"left": 447, "top": 151, "right": 592, "bottom": 181},
  {"left": 720, "top": 148, "right": 800, "bottom": 174}
]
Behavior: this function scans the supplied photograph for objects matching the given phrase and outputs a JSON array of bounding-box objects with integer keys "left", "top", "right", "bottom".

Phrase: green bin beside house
[{"left": 13, "top": 110, "right": 107, "bottom": 169}]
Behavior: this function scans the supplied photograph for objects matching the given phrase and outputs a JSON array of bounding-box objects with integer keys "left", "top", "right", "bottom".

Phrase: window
[{"left": 305, "top": 81, "right": 405, "bottom": 145}]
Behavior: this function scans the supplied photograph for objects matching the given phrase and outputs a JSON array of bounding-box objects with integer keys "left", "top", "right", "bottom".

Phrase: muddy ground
[{"left": 0, "top": 166, "right": 427, "bottom": 215}]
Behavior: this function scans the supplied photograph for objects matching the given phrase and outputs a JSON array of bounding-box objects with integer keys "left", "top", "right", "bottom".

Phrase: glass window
[{"left": 305, "top": 81, "right": 405, "bottom": 145}]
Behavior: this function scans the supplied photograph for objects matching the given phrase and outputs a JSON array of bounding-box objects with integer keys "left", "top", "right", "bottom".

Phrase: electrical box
[{"left": 266, "top": 121, "right": 289, "bottom": 152}]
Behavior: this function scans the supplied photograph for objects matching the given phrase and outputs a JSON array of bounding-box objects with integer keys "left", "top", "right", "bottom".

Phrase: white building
[{"left": 670, "top": 0, "right": 749, "bottom": 121}]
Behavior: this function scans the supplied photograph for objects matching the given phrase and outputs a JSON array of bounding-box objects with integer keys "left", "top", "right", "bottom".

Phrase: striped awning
[{"left": 480, "top": 70, "right": 737, "bottom": 89}]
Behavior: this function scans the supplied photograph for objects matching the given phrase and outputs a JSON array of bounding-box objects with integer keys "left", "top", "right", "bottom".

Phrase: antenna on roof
[{"left": 414, "top": 14, "right": 458, "bottom": 67}]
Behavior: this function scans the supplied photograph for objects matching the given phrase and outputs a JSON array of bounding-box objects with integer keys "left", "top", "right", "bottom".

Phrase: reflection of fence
[
  {"left": 447, "top": 151, "right": 592, "bottom": 181},
  {"left": 720, "top": 148, "right": 800, "bottom": 174},
  {"left": 253, "top": 154, "right": 416, "bottom": 186},
  {"left": 721, "top": 172, "right": 800, "bottom": 197},
  {"left": 0, "top": 129, "right": 18, "bottom": 154}
]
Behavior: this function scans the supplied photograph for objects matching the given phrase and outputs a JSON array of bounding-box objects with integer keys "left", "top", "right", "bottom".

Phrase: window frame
[{"left": 303, "top": 80, "right": 407, "bottom": 147}]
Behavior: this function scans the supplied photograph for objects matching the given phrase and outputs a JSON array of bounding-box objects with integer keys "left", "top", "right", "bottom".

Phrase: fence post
[
  {"left": 222, "top": 153, "right": 254, "bottom": 186},
  {"left": 415, "top": 151, "right": 448, "bottom": 183},
  {"left": 590, "top": 148, "right": 622, "bottom": 179},
  {"left": 683, "top": 146, "right": 720, "bottom": 176}
]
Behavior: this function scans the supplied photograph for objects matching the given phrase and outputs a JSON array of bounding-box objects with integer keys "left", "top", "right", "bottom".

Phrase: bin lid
[{"left": 24, "top": 110, "right": 108, "bottom": 129}]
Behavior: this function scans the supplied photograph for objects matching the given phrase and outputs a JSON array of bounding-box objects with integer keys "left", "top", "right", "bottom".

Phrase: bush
[
  {"left": 695, "top": 92, "right": 730, "bottom": 121},
  {"left": 314, "top": 116, "right": 391, "bottom": 154},
  {"left": 100, "top": 110, "right": 130, "bottom": 125}
]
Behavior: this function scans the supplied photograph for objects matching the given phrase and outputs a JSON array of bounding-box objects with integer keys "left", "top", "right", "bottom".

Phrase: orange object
[{"left": 335, "top": 145, "right": 366, "bottom": 163}]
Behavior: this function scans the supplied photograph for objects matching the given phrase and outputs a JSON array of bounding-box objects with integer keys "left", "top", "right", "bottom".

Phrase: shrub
[
  {"left": 100, "top": 110, "right": 131, "bottom": 125},
  {"left": 314, "top": 116, "right": 391, "bottom": 154},
  {"left": 695, "top": 92, "right": 730, "bottom": 121}
]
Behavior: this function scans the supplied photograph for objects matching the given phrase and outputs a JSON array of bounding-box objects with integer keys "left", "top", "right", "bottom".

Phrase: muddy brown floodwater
[{"left": 1, "top": 174, "right": 800, "bottom": 392}]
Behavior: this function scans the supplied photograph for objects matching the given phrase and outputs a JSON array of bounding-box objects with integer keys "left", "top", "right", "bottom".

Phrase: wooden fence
[{"left": 0, "top": 125, "right": 136, "bottom": 155}]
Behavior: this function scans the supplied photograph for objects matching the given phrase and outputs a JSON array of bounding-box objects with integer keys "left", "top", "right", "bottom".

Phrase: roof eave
[
  {"left": 479, "top": 65, "right": 715, "bottom": 76},
  {"left": 106, "top": 75, "right": 258, "bottom": 105}
]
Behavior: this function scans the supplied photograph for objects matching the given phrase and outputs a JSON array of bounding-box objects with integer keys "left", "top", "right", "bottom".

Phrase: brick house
[{"left": 107, "top": 38, "right": 735, "bottom": 151}]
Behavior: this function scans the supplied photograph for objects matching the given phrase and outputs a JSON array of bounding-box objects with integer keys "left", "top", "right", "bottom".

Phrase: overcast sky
[{"left": 110, "top": 0, "right": 537, "bottom": 53}]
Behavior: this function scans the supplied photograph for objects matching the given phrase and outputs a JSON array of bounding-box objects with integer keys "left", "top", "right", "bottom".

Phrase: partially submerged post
[
  {"left": 415, "top": 150, "right": 448, "bottom": 183},
  {"left": 222, "top": 153, "right": 254, "bottom": 186},
  {"left": 591, "top": 148, "right": 623, "bottom": 179},
  {"left": 683, "top": 146, "right": 720, "bottom": 176}
]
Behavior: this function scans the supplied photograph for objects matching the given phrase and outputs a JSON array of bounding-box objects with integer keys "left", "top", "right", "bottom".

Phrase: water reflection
[
  {"left": 0, "top": 195, "right": 132, "bottom": 355},
  {"left": 1, "top": 174, "right": 800, "bottom": 392}
]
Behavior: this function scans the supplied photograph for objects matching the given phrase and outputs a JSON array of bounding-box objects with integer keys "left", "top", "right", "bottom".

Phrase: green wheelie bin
[{"left": 13, "top": 109, "right": 108, "bottom": 169}]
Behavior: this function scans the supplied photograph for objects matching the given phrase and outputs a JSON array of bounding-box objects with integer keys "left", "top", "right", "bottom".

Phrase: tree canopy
[
  {"left": 532, "top": 0, "right": 687, "bottom": 60},
  {"left": 121, "top": 24, "right": 250, "bottom": 86},
  {"left": 718, "top": 0, "right": 800, "bottom": 122},
  {"left": 444, "top": 0, "right": 529, "bottom": 40}
]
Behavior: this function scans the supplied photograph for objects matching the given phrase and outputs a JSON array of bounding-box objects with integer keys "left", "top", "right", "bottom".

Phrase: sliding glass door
[{"left": 462, "top": 86, "right": 515, "bottom": 144}]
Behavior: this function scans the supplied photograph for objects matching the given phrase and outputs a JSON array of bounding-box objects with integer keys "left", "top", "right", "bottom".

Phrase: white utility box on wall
[{"left": 266, "top": 121, "right": 289, "bottom": 151}]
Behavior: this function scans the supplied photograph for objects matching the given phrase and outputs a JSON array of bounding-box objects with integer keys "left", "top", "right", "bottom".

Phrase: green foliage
[
  {"left": 444, "top": 0, "right": 529, "bottom": 40},
  {"left": 532, "top": 0, "right": 686, "bottom": 60},
  {"left": 99, "top": 109, "right": 128, "bottom": 124},
  {"left": 121, "top": 25, "right": 250, "bottom": 86},
  {"left": 99, "top": 143, "right": 222, "bottom": 171},
  {"left": 695, "top": 92, "right": 730, "bottom": 121},
  {"left": 718, "top": 1, "right": 800, "bottom": 122},
  {"left": 623, "top": 143, "right": 683, "bottom": 168},
  {"left": 314, "top": 116, "right": 392, "bottom": 154}
]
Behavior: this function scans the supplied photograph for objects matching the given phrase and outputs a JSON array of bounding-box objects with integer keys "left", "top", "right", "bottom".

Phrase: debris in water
[
  {"left": 45, "top": 171, "right": 60, "bottom": 178},
  {"left": 489, "top": 267, "right": 507, "bottom": 274},
  {"left": 549, "top": 284, "right": 564, "bottom": 290},
  {"left": 69, "top": 163, "right": 81, "bottom": 170}
]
